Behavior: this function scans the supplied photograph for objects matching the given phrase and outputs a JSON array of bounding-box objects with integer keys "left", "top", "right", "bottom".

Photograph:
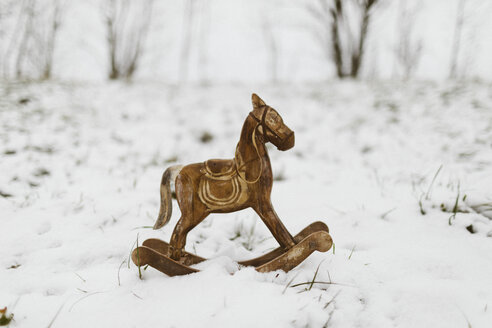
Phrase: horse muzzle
[{"left": 277, "top": 131, "right": 295, "bottom": 151}]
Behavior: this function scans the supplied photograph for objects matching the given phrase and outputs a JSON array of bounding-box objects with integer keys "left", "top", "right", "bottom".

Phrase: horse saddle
[
  {"left": 199, "top": 159, "right": 245, "bottom": 210},
  {"left": 203, "top": 159, "right": 236, "bottom": 178}
]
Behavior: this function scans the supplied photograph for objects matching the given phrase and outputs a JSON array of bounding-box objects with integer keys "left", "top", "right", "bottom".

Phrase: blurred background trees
[
  {"left": 0, "top": 0, "right": 490, "bottom": 83},
  {"left": 308, "top": 0, "right": 379, "bottom": 78},
  {"left": 1, "top": 0, "right": 64, "bottom": 80},
  {"left": 449, "top": 0, "right": 466, "bottom": 79},
  {"left": 102, "top": 0, "right": 153, "bottom": 80},
  {"left": 393, "top": 0, "right": 422, "bottom": 80}
]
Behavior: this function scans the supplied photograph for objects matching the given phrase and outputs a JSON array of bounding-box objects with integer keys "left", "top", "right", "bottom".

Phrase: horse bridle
[
  {"left": 234, "top": 107, "right": 271, "bottom": 184},
  {"left": 249, "top": 106, "right": 286, "bottom": 143},
  {"left": 249, "top": 106, "right": 293, "bottom": 149},
  {"left": 235, "top": 106, "right": 291, "bottom": 184}
]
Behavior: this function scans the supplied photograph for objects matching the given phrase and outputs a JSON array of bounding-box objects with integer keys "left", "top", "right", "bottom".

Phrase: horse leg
[
  {"left": 168, "top": 172, "right": 208, "bottom": 260},
  {"left": 169, "top": 211, "right": 208, "bottom": 260},
  {"left": 254, "top": 200, "right": 296, "bottom": 250}
]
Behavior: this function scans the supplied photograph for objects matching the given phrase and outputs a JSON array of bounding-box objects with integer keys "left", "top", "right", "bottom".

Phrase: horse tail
[{"left": 153, "top": 165, "right": 183, "bottom": 230}]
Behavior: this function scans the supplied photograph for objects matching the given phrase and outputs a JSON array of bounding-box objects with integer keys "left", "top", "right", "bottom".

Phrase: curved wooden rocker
[{"left": 132, "top": 94, "right": 333, "bottom": 276}]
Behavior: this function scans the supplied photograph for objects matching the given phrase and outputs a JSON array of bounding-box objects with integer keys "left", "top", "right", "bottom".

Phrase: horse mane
[{"left": 235, "top": 113, "right": 264, "bottom": 183}]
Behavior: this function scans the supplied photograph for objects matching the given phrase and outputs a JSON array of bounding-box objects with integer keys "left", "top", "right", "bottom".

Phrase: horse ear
[{"left": 252, "top": 93, "right": 266, "bottom": 109}]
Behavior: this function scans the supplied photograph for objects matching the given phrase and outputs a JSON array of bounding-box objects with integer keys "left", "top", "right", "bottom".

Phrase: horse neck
[{"left": 235, "top": 115, "right": 270, "bottom": 178}]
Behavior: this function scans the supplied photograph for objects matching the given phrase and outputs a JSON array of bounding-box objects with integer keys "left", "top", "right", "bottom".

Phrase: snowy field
[{"left": 1, "top": 81, "right": 492, "bottom": 327}]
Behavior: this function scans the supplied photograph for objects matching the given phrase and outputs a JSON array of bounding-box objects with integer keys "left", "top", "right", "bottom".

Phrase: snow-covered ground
[{"left": 1, "top": 81, "right": 492, "bottom": 327}]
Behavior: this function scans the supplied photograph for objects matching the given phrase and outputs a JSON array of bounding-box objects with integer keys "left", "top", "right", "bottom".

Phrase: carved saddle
[
  {"left": 199, "top": 159, "right": 246, "bottom": 210},
  {"left": 203, "top": 159, "right": 236, "bottom": 178}
]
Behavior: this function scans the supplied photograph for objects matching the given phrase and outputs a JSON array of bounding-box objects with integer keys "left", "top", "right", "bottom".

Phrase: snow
[{"left": 1, "top": 81, "right": 492, "bottom": 327}]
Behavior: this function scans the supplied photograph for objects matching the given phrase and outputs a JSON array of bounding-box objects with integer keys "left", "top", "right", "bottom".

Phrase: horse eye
[{"left": 269, "top": 116, "right": 279, "bottom": 125}]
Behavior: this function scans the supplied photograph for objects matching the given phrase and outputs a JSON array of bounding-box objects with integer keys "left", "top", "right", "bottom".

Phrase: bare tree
[
  {"left": 2, "top": 0, "right": 64, "bottom": 80},
  {"left": 308, "top": 0, "right": 379, "bottom": 79},
  {"left": 449, "top": 0, "right": 466, "bottom": 79},
  {"left": 103, "top": 0, "right": 153, "bottom": 80},
  {"left": 394, "top": 0, "right": 422, "bottom": 80},
  {"left": 41, "top": 0, "right": 62, "bottom": 79}
]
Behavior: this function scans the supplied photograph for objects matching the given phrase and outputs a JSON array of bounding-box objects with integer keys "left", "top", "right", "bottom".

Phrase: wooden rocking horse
[{"left": 132, "top": 94, "right": 332, "bottom": 276}]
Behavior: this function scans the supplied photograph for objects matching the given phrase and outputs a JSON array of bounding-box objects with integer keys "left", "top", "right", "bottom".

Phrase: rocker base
[{"left": 131, "top": 221, "right": 332, "bottom": 277}]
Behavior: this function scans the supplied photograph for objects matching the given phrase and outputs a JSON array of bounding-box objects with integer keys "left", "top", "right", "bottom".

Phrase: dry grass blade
[
  {"left": 69, "top": 292, "right": 105, "bottom": 312},
  {"left": 449, "top": 182, "right": 460, "bottom": 225},
  {"left": 73, "top": 272, "right": 86, "bottom": 283},
  {"left": 131, "top": 226, "right": 153, "bottom": 230},
  {"left": 425, "top": 164, "right": 443, "bottom": 200},
  {"left": 381, "top": 207, "right": 396, "bottom": 220},
  {"left": 132, "top": 291, "right": 143, "bottom": 300},
  {"left": 136, "top": 233, "right": 142, "bottom": 279},
  {"left": 118, "top": 260, "right": 126, "bottom": 286},
  {"left": 324, "top": 290, "right": 341, "bottom": 309},
  {"left": 419, "top": 194, "right": 426, "bottom": 215},
  {"left": 282, "top": 272, "right": 300, "bottom": 294},
  {"left": 46, "top": 302, "right": 65, "bottom": 328},
  {"left": 290, "top": 281, "right": 350, "bottom": 288},
  {"left": 127, "top": 238, "right": 138, "bottom": 269},
  {"left": 348, "top": 246, "right": 356, "bottom": 260},
  {"left": 309, "top": 261, "right": 324, "bottom": 291}
]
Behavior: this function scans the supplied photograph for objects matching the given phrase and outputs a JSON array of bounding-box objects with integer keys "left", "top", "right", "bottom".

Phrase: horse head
[{"left": 250, "top": 93, "right": 295, "bottom": 151}]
